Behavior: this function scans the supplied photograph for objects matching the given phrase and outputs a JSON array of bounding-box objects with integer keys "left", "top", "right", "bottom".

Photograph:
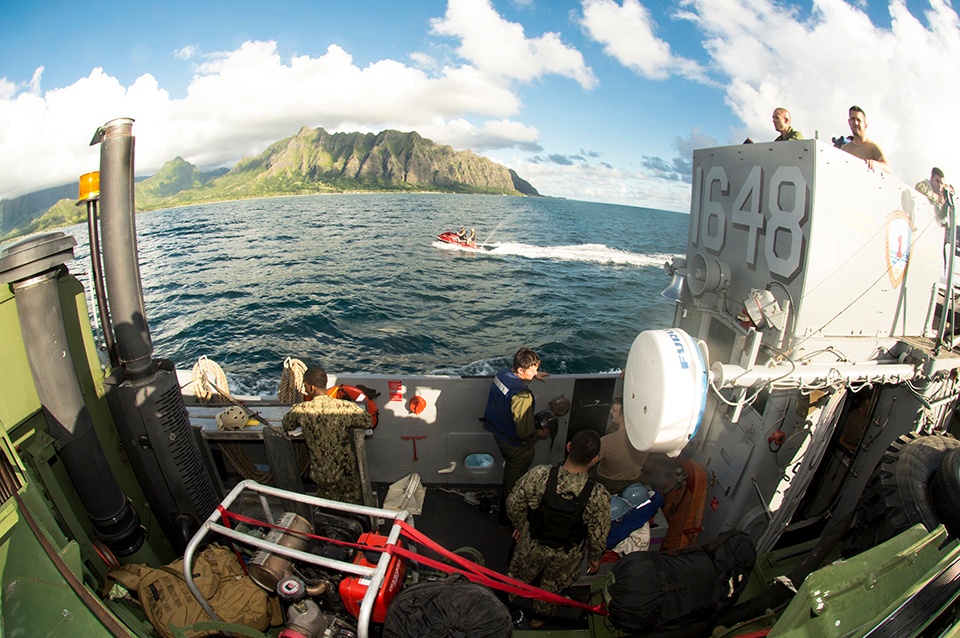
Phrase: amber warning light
[{"left": 76, "top": 171, "right": 100, "bottom": 204}]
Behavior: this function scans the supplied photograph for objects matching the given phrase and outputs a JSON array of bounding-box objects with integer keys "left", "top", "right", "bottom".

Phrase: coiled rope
[
  {"left": 190, "top": 355, "right": 230, "bottom": 403},
  {"left": 190, "top": 355, "right": 309, "bottom": 483},
  {"left": 278, "top": 357, "right": 307, "bottom": 404},
  {"left": 219, "top": 440, "right": 311, "bottom": 485}
]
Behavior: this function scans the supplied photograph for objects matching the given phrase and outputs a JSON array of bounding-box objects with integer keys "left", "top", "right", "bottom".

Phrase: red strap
[
  {"left": 386, "top": 544, "right": 548, "bottom": 600},
  {"left": 394, "top": 520, "right": 606, "bottom": 615},
  {"left": 217, "top": 508, "right": 377, "bottom": 553},
  {"left": 216, "top": 504, "right": 232, "bottom": 528},
  {"left": 213, "top": 509, "right": 606, "bottom": 615},
  {"left": 216, "top": 505, "right": 249, "bottom": 575}
]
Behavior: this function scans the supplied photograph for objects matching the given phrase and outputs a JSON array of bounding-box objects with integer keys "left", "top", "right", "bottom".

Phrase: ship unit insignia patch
[{"left": 884, "top": 210, "right": 913, "bottom": 288}]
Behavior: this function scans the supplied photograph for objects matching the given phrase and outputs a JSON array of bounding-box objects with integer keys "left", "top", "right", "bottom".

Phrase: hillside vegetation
[{"left": 0, "top": 127, "right": 539, "bottom": 240}]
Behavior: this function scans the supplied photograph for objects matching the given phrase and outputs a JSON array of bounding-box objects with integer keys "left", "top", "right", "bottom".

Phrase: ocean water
[{"left": 64, "top": 193, "right": 688, "bottom": 394}]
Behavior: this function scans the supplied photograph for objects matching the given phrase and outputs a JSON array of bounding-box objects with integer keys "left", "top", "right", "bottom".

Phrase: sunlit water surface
[{"left": 65, "top": 193, "right": 688, "bottom": 393}]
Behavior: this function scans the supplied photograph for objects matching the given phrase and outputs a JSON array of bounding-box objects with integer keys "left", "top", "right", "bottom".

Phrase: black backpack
[
  {"left": 528, "top": 466, "right": 595, "bottom": 550},
  {"left": 383, "top": 575, "right": 512, "bottom": 638},
  {"left": 606, "top": 530, "right": 756, "bottom": 633}
]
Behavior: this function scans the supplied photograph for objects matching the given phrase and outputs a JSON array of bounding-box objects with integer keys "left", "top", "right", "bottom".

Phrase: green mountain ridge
[{"left": 1, "top": 127, "right": 540, "bottom": 240}]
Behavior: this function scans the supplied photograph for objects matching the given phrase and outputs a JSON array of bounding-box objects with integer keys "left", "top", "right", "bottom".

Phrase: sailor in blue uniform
[{"left": 482, "top": 347, "right": 550, "bottom": 528}]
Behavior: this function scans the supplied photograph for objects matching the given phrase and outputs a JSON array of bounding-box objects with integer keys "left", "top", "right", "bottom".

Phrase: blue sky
[{"left": 1, "top": 0, "right": 957, "bottom": 212}]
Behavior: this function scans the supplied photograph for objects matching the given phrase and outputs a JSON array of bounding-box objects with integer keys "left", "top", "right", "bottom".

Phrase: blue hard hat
[
  {"left": 610, "top": 496, "right": 631, "bottom": 521},
  {"left": 621, "top": 483, "right": 650, "bottom": 507}
]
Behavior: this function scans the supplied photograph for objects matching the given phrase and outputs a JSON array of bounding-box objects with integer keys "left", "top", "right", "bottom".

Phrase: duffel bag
[
  {"left": 383, "top": 575, "right": 512, "bottom": 638},
  {"left": 606, "top": 530, "right": 756, "bottom": 633}
]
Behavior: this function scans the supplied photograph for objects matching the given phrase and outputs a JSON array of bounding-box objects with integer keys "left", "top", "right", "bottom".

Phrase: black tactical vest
[{"left": 528, "top": 466, "right": 595, "bottom": 550}]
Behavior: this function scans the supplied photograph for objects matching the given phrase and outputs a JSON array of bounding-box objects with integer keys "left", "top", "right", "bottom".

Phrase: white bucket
[{"left": 622, "top": 328, "right": 708, "bottom": 457}]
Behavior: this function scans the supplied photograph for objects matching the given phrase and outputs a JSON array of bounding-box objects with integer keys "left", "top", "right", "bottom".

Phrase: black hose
[{"left": 85, "top": 199, "right": 118, "bottom": 367}]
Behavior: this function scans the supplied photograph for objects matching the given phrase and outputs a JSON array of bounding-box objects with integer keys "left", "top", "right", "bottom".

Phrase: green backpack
[{"left": 108, "top": 544, "right": 282, "bottom": 638}]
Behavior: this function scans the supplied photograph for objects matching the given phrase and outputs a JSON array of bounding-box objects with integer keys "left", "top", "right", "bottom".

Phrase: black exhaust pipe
[
  {"left": 0, "top": 232, "right": 144, "bottom": 556},
  {"left": 93, "top": 118, "right": 219, "bottom": 551},
  {"left": 96, "top": 118, "right": 154, "bottom": 381}
]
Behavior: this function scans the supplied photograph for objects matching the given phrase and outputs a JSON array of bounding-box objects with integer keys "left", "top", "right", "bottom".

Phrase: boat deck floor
[{"left": 375, "top": 482, "right": 598, "bottom": 632}]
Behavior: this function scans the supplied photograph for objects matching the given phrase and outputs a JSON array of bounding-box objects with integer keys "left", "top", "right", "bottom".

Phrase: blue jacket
[{"left": 482, "top": 368, "right": 534, "bottom": 446}]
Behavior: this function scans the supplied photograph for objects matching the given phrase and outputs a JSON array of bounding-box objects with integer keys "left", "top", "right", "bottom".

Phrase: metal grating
[
  {"left": 155, "top": 379, "right": 219, "bottom": 516},
  {"left": 864, "top": 552, "right": 960, "bottom": 637}
]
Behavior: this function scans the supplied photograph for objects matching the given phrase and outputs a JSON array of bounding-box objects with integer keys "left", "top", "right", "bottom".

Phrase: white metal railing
[{"left": 182, "top": 480, "right": 411, "bottom": 638}]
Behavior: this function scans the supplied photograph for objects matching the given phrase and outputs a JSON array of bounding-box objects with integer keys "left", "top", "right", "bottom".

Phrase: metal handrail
[
  {"left": 936, "top": 191, "right": 957, "bottom": 354},
  {"left": 182, "top": 479, "right": 411, "bottom": 638}
]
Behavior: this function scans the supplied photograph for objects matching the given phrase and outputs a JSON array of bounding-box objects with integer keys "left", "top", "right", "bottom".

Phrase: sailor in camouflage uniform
[
  {"left": 281, "top": 367, "right": 371, "bottom": 504},
  {"left": 507, "top": 429, "right": 611, "bottom": 624}
]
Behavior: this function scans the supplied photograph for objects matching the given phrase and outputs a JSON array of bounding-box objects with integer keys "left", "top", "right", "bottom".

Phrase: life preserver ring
[{"left": 327, "top": 384, "right": 379, "bottom": 428}]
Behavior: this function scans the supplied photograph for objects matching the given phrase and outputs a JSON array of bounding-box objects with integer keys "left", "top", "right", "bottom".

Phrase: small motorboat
[{"left": 437, "top": 231, "right": 480, "bottom": 250}]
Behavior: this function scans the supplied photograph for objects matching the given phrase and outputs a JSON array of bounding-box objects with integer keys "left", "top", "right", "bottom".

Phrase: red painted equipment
[
  {"left": 338, "top": 532, "right": 406, "bottom": 623},
  {"left": 436, "top": 231, "right": 480, "bottom": 250}
]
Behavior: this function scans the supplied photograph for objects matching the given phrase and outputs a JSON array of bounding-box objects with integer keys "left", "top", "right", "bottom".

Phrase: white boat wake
[{"left": 484, "top": 242, "right": 676, "bottom": 267}]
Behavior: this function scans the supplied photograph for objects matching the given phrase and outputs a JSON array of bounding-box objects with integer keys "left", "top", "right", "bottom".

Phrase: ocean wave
[{"left": 63, "top": 193, "right": 686, "bottom": 388}]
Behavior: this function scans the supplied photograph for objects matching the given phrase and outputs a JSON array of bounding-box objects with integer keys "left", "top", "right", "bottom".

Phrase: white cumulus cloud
[
  {"left": 580, "top": 0, "right": 706, "bottom": 81},
  {"left": 431, "top": 0, "right": 598, "bottom": 88},
  {"left": 591, "top": 0, "right": 960, "bottom": 192},
  {"left": 0, "top": 37, "right": 549, "bottom": 200},
  {"left": 708, "top": 0, "right": 960, "bottom": 188}
]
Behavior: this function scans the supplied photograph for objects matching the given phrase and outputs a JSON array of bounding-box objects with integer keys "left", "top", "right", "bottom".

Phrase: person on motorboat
[
  {"left": 842, "top": 105, "right": 891, "bottom": 173},
  {"left": 457, "top": 227, "right": 467, "bottom": 242},
  {"left": 591, "top": 395, "right": 649, "bottom": 495},
  {"left": 281, "top": 366, "right": 372, "bottom": 504},
  {"left": 466, "top": 228, "right": 476, "bottom": 244},
  {"left": 772, "top": 107, "right": 802, "bottom": 141},
  {"left": 482, "top": 347, "right": 551, "bottom": 529},
  {"left": 506, "top": 429, "right": 611, "bottom": 628}
]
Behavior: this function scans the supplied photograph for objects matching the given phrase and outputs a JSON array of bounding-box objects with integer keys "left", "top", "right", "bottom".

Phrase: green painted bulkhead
[{"left": 0, "top": 268, "right": 172, "bottom": 635}]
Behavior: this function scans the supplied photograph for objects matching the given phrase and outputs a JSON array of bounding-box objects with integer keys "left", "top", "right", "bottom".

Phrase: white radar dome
[{"left": 622, "top": 328, "right": 708, "bottom": 457}]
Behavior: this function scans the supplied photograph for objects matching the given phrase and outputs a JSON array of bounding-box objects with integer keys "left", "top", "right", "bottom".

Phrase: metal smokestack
[
  {"left": 97, "top": 118, "right": 154, "bottom": 380},
  {"left": 94, "top": 118, "right": 219, "bottom": 551}
]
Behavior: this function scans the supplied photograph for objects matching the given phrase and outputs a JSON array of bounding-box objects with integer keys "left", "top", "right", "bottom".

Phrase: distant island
[{"left": 0, "top": 127, "right": 540, "bottom": 241}]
